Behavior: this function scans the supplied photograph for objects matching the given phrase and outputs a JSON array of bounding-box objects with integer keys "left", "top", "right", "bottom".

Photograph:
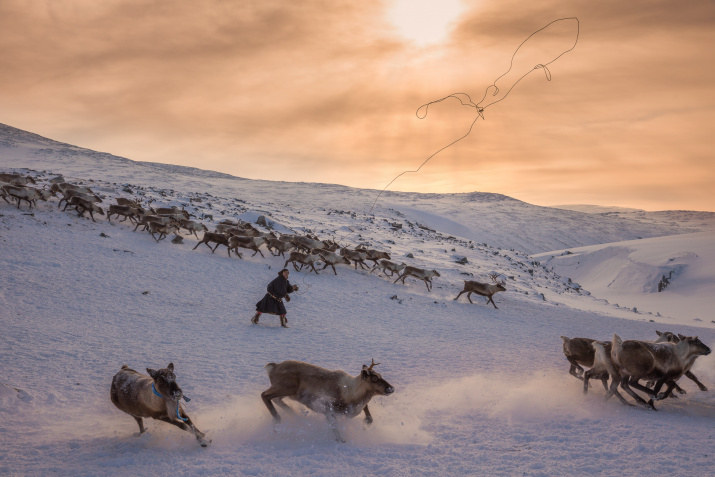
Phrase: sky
[{"left": 1, "top": 0, "right": 714, "bottom": 211}]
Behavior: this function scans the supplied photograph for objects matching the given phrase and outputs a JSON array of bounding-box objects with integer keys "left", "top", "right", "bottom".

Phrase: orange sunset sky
[{"left": 1, "top": 0, "right": 714, "bottom": 211}]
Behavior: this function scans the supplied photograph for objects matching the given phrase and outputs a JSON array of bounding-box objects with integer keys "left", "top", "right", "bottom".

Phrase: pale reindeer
[
  {"left": 607, "top": 334, "right": 711, "bottom": 410},
  {"left": 454, "top": 274, "right": 506, "bottom": 309},
  {"left": 260, "top": 359, "right": 395, "bottom": 442},
  {"left": 177, "top": 219, "right": 208, "bottom": 239},
  {"left": 651, "top": 331, "right": 708, "bottom": 393},
  {"left": 110, "top": 363, "right": 210, "bottom": 447},
  {"left": 266, "top": 237, "right": 294, "bottom": 258},
  {"left": 313, "top": 249, "right": 351, "bottom": 275},
  {"left": 107, "top": 204, "right": 142, "bottom": 224},
  {"left": 0, "top": 173, "right": 36, "bottom": 186},
  {"left": 227, "top": 235, "right": 269, "bottom": 258},
  {"left": 560, "top": 336, "right": 630, "bottom": 404},
  {"left": 284, "top": 251, "right": 321, "bottom": 274},
  {"left": 1, "top": 185, "right": 54, "bottom": 209},
  {"left": 148, "top": 221, "right": 179, "bottom": 242},
  {"left": 370, "top": 259, "right": 406, "bottom": 277},
  {"left": 394, "top": 266, "right": 441, "bottom": 292}
]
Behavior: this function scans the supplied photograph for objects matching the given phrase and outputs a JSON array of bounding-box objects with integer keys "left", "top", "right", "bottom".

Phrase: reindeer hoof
[
  {"left": 677, "top": 388, "right": 687, "bottom": 395},
  {"left": 699, "top": 386, "right": 708, "bottom": 392}
]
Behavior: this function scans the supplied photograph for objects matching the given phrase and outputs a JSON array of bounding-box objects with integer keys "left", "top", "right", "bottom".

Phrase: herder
[{"left": 251, "top": 269, "right": 298, "bottom": 328}]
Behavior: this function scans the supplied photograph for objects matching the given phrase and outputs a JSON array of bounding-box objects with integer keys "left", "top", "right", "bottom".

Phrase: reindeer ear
[
  {"left": 361, "top": 365, "right": 369, "bottom": 378},
  {"left": 147, "top": 368, "right": 157, "bottom": 379},
  {"left": 655, "top": 330, "right": 663, "bottom": 336},
  {"left": 678, "top": 334, "right": 686, "bottom": 340},
  {"left": 167, "top": 362, "right": 174, "bottom": 372}
]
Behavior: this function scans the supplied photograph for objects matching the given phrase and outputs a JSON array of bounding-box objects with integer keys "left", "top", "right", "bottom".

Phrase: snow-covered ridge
[{"left": 1, "top": 123, "right": 714, "bottom": 475}]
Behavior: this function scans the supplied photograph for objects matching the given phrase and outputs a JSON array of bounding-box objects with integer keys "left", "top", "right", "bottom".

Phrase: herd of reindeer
[{"left": 3, "top": 171, "right": 710, "bottom": 446}]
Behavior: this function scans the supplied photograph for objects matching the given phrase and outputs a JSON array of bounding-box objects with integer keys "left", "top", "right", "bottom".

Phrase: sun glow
[{"left": 388, "top": 0, "right": 464, "bottom": 47}]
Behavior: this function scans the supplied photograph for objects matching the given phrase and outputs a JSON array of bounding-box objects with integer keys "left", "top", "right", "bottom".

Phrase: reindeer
[
  {"left": 227, "top": 235, "right": 269, "bottom": 258},
  {"left": 110, "top": 363, "right": 210, "bottom": 447},
  {"left": 340, "top": 248, "right": 370, "bottom": 270},
  {"left": 1, "top": 185, "right": 54, "bottom": 209},
  {"left": 394, "top": 266, "right": 441, "bottom": 291},
  {"left": 107, "top": 204, "right": 142, "bottom": 224},
  {"left": 178, "top": 219, "right": 208, "bottom": 239},
  {"left": 370, "top": 259, "right": 406, "bottom": 277},
  {"left": 50, "top": 182, "right": 95, "bottom": 196},
  {"left": 63, "top": 196, "right": 104, "bottom": 221},
  {"left": 284, "top": 251, "right": 321, "bottom": 274},
  {"left": 115, "top": 197, "right": 142, "bottom": 207},
  {"left": 292, "top": 236, "right": 333, "bottom": 253},
  {"left": 313, "top": 249, "right": 351, "bottom": 275},
  {"left": 58, "top": 189, "right": 102, "bottom": 209},
  {"left": 148, "top": 221, "right": 180, "bottom": 242},
  {"left": 650, "top": 331, "right": 709, "bottom": 393},
  {"left": 192, "top": 231, "right": 232, "bottom": 256},
  {"left": 133, "top": 214, "right": 178, "bottom": 232},
  {"left": 261, "top": 359, "right": 394, "bottom": 442},
  {"left": 609, "top": 334, "right": 711, "bottom": 410},
  {"left": 266, "top": 237, "right": 294, "bottom": 258},
  {"left": 454, "top": 274, "right": 506, "bottom": 309},
  {"left": 154, "top": 206, "right": 190, "bottom": 219},
  {"left": 0, "top": 173, "right": 36, "bottom": 186},
  {"left": 358, "top": 248, "right": 391, "bottom": 267}
]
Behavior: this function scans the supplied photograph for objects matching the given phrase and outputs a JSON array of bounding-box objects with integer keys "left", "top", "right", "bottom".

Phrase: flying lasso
[{"left": 366, "top": 17, "right": 580, "bottom": 213}]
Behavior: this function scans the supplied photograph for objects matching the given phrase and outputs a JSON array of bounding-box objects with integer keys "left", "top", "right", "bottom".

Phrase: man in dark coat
[{"left": 251, "top": 269, "right": 298, "bottom": 328}]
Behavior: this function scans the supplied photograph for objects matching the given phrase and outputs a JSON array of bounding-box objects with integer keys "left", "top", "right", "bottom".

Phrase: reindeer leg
[
  {"left": 569, "top": 360, "right": 585, "bottom": 381},
  {"left": 134, "top": 416, "right": 146, "bottom": 434},
  {"left": 325, "top": 414, "right": 345, "bottom": 443},
  {"left": 487, "top": 296, "right": 498, "bottom": 309},
  {"left": 331, "top": 265, "right": 338, "bottom": 275},
  {"left": 362, "top": 404, "right": 373, "bottom": 425},
  {"left": 260, "top": 389, "right": 283, "bottom": 423},
  {"left": 621, "top": 377, "right": 656, "bottom": 410},
  {"left": 685, "top": 371, "right": 707, "bottom": 391}
]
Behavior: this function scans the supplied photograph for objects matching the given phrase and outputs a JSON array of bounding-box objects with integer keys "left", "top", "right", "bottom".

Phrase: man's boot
[
  {"left": 280, "top": 315, "right": 289, "bottom": 328},
  {"left": 251, "top": 312, "right": 261, "bottom": 324}
]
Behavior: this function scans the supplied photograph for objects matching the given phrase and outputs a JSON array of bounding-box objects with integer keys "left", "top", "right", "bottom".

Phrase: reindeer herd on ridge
[
  {"left": 0, "top": 171, "right": 508, "bottom": 305},
  {"left": 3, "top": 170, "right": 711, "bottom": 446}
]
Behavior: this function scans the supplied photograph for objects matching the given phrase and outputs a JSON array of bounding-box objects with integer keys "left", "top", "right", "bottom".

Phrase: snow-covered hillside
[{"left": 1, "top": 124, "right": 714, "bottom": 476}]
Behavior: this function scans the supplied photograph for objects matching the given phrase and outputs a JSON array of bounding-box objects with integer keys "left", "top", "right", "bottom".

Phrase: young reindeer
[
  {"left": 261, "top": 359, "right": 395, "bottom": 442},
  {"left": 110, "top": 363, "right": 210, "bottom": 447},
  {"left": 652, "top": 330, "right": 708, "bottom": 393},
  {"left": 454, "top": 273, "right": 507, "bottom": 309}
]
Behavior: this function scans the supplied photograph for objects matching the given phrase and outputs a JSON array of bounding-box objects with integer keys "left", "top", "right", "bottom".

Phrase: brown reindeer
[
  {"left": 63, "top": 196, "right": 104, "bottom": 221},
  {"left": 454, "top": 274, "right": 506, "bottom": 308},
  {"left": 394, "top": 266, "right": 441, "bottom": 291},
  {"left": 609, "top": 334, "right": 711, "bottom": 410},
  {"left": 1, "top": 185, "right": 54, "bottom": 209},
  {"left": 340, "top": 248, "right": 370, "bottom": 270},
  {"left": 110, "top": 363, "right": 210, "bottom": 447},
  {"left": 192, "top": 231, "right": 232, "bottom": 256},
  {"left": 0, "top": 173, "right": 36, "bottom": 186},
  {"left": 261, "top": 359, "right": 395, "bottom": 442}
]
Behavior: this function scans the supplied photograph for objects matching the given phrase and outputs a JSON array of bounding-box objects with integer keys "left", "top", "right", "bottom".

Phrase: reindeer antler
[
  {"left": 367, "top": 358, "right": 380, "bottom": 371},
  {"left": 489, "top": 272, "right": 506, "bottom": 285}
]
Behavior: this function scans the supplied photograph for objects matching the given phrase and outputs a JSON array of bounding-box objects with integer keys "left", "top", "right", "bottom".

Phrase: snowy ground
[{"left": 1, "top": 124, "right": 714, "bottom": 476}]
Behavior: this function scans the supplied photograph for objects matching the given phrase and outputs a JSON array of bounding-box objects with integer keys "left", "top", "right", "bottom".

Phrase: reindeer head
[
  {"left": 147, "top": 363, "right": 183, "bottom": 401},
  {"left": 489, "top": 273, "right": 507, "bottom": 291},
  {"left": 361, "top": 359, "right": 395, "bottom": 395},
  {"left": 682, "top": 336, "right": 711, "bottom": 357},
  {"left": 655, "top": 330, "right": 679, "bottom": 343}
]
